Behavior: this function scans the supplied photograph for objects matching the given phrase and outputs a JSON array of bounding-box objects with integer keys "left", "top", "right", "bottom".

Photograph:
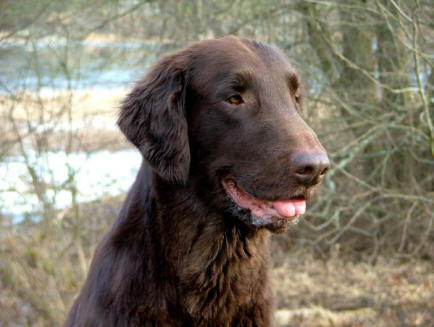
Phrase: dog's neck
[
  {"left": 152, "top": 166, "right": 271, "bottom": 260},
  {"left": 156, "top": 175, "right": 271, "bottom": 318},
  {"left": 116, "top": 161, "right": 271, "bottom": 318}
]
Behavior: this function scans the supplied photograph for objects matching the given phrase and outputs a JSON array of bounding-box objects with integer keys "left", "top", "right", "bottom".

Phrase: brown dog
[{"left": 64, "top": 36, "right": 330, "bottom": 327}]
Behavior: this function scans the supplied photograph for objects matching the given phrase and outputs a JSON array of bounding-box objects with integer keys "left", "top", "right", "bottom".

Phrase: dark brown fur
[{"left": 64, "top": 36, "right": 328, "bottom": 327}]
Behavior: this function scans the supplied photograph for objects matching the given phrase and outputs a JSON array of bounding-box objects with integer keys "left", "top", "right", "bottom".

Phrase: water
[
  {"left": 0, "top": 39, "right": 163, "bottom": 91},
  {"left": 0, "top": 149, "right": 142, "bottom": 222},
  {"left": 0, "top": 38, "right": 167, "bottom": 222}
]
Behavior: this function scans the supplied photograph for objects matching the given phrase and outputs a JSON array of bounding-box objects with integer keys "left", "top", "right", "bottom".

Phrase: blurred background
[{"left": 0, "top": 0, "right": 432, "bottom": 326}]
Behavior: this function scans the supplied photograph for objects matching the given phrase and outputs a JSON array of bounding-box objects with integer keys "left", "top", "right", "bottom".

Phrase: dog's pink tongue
[{"left": 273, "top": 199, "right": 306, "bottom": 218}]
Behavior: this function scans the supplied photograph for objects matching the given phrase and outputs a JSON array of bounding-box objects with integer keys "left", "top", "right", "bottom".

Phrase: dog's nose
[{"left": 292, "top": 152, "right": 330, "bottom": 186}]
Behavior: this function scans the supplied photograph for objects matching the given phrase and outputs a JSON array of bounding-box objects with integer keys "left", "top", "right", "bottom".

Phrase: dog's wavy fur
[{"left": 64, "top": 36, "right": 327, "bottom": 327}]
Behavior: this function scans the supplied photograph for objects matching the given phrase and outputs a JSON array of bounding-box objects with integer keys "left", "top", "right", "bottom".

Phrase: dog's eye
[{"left": 226, "top": 95, "right": 244, "bottom": 105}]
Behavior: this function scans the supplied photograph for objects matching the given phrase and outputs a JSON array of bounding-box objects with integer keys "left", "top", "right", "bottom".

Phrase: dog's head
[{"left": 118, "top": 36, "right": 330, "bottom": 233}]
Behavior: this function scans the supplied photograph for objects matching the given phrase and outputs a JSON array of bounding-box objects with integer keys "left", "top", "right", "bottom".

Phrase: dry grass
[
  {"left": 0, "top": 89, "right": 130, "bottom": 155},
  {"left": 272, "top": 249, "right": 433, "bottom": 327},
  {"left": 1, "top": 88, "right": 125, "bottom": 120},
  {"left": 0, "top": 195, "right": 432, "bottom": 326}
]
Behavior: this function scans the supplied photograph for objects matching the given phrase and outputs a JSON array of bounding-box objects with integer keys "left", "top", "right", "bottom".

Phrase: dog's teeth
[{"left": 266, "top": 200, "right": 273, "bottom": 206}]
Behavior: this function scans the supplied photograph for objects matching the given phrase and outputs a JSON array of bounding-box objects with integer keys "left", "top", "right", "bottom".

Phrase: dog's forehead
[{"left": 189, "top": 37, "right": 296, "bottom": 88}]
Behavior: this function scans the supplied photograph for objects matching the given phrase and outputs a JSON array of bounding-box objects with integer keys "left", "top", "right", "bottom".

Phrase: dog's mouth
[{"left": 221, "top": 177, "right": 306, "bottom": 220}]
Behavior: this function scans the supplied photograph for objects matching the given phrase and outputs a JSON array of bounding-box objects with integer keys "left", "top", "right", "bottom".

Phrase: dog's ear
[{"left": 118, "top": 53, "right": 190, "bottom": 184}]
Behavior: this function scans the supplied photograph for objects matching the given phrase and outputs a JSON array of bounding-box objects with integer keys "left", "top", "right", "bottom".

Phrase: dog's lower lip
[
  {"left": 290, "top": 195, "right": 305, "bottom": 201},
  {"left": 221, "top": 177, "right": 307, "bottom": 219}
]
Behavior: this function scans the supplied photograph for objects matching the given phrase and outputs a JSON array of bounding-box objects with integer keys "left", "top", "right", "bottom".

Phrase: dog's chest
[{"left": 179, "top": 229, "right": 269, "bottom": 320}]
